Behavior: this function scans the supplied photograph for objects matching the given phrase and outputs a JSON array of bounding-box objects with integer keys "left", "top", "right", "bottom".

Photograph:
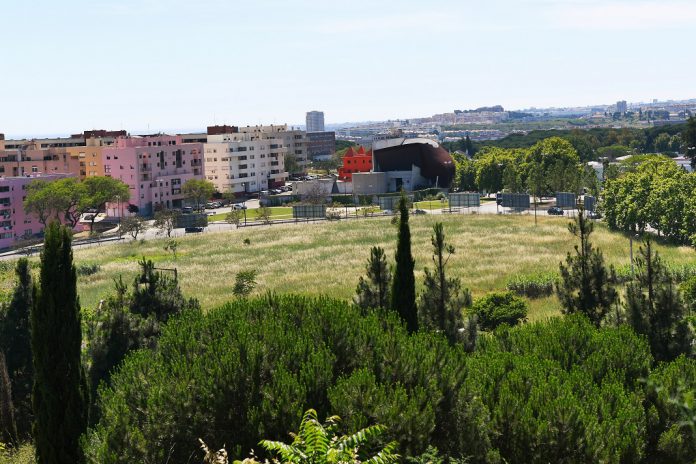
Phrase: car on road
[
  {"left": 547, "top": 207, "right": 564, "bottom": 215},
  {"left": 232, "top": 203, "right": 247, "bottom": 210},
  {"left": 185, "top": 226, "right": 204, "bottom": 233},
  {"left": 587, "top": 211, "right": 602, "bottom": 219},
  {"left": 413, "top": 209, "right": 427, "bottom": 215}
]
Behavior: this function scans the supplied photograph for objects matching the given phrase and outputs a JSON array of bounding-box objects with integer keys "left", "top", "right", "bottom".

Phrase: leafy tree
[
  {"left": 474, "top": 148, "right": 516, "bottom": 193},
  {"left": 556, "top": 208, "right": 617, "bottom": 327},
  {"left": 153, "top": 209, "right": 179, "bottom": 237},
  {"left": 624, "top": 238, "right": 693, "bottom": 362},
  {"left": 284, "top": 154, "right": 301, "bottom": 174},
  {"left": 119, "top": 216, "right": 146, "bottom": 240},
  {"left": 257, "top": 206, "right": 272, "bottom": 224},
  {"left": 182, "top": 179, "right": 215, "bottom": 212},
  {"left": 225, "top": 209, "right": 243, "bottom": 226},
  {"left": 355, "top": 246, "right": 391, "bottom": 311},
  {"left": 450, "top": 155, "right": 477, "bottom": 192},
  {"left": 683, "top": 116, "right": 696, "bottom": 164},
  {"left": 232, "top": 270, "right": 257, "bottom": 298},
  {"left": 418, "top": 223, "right": 471, "bottom": 343},
  {"left": 526, "top": 161, "right": 545, "bottom": 224},
  {"left": 470, "top": 291, "right": 528, "bottom": 331},
  {"left": 391, "top": 192, "right": 418, "bottom": 333},
  {"left": 164, "top": 239, "right": 179, "bottom": 259},
  {"left": 81, "top": 177, "right": 130, "bottom": 232},
  {"left": 502, "top": 162, "right": 522, "bottom": 192},
  {"left": 24, "top": 177, "right": 85, "bottom": 228},
  {"left": 0, "top": 352, "right": 17, "bottom": 447},
  {"left": 257, "top": 409, "right": 399, "bottom": 464},
  {"left": 0, "top": 259, "right": 33, "bottom": 437},
  {"left": 654, "top": 132, "right": 673, "bottom": 153},
  {"left": 31, "top": 222, "right": 88, "bottom": 464}
]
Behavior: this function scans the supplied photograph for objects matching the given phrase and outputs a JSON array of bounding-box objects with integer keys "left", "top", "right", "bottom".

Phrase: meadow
[{"left": 3, "top": 214, "right": 695, "bottom": 321}]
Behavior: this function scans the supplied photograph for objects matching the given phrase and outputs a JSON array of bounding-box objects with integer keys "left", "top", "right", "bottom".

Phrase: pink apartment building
[
  {"left": 102, "top": 135, "right": 204, "bottom": 216},
  {"left": 0, "top": 173, "right": 73, "bottom": 250}
]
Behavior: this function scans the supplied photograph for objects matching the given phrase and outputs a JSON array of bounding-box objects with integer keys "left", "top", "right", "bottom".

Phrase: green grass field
[{"left": 3, "top": 215, "right": 694, "bottom": 322}]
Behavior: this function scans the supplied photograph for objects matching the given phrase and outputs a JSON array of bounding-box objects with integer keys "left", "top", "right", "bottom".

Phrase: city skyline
[{"left": 2, "top": 0, "right": 695, "bottom": 137}]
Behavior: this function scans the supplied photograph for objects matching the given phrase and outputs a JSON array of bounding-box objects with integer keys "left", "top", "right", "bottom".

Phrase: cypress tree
[
  {"left": 390, "top": 192, "right": 418, "bottom": 333},
  {"left": 556, "top": 208, "right": 617, "bottom": 327},
  {"left": 625, "top": 237, "right": 693, "bottom": 362},
  {"left": 0, "top": 258, "right": 33, "bottom": 437},
  {"left": 0, "top": 351, "right": 17, "bottom": 446},
  {"left": 354, "top": 246, "right": 392, "bottom": 311},
  {"left": 31, "top": 222, "right": 88, "bottom": 464}
]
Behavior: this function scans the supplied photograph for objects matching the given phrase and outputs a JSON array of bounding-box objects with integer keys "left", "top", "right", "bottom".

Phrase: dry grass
[{"left": 5, "top": 215, "right": 695, "bottom": 321}]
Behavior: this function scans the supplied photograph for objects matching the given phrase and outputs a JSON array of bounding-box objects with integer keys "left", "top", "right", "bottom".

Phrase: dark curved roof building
[{"left": 373, "top": 139, "right": 455, "bottom": 189}]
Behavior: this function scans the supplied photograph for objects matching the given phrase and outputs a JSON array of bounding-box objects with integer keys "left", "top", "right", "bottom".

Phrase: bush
[
  {"left": 506, "top": 272, "right": 556, "bottom": 298},
  {"left": 470, "top": 291, "right": 528, "bottom": 330},
  {"left": 76, "top": 263, "right": 101, "bottom": 277},
  {"left": 82, "top": 294, "right": 690, "bottom": 463}
]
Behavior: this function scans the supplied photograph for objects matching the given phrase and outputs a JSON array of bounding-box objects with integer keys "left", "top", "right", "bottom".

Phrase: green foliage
[
  {"left": 31, "top": 222, "right": 88, "bottom": 464},
  {"left": 0, "top": 259, "right": 33, "bottom": 437},
  {"left": 232, "top": 270, "right": 257, "bottom": 298},
  {"left": 684, "top": 116, "right": 696, "bottom": 162},
  {"left": 0, "top": 353, "right": 17, "bottom": 446},
  {"left": 506, "top": 272, "right": 556, "bottom": 299},
  {"left": 418, "top": 223, "right": 471, "bottom": 343},
  {"left": 86, "top": 258, "right": 200, "bottom": 416},
  {"left": 81, "top": 177, "right": 130, "bottom": 232},
  {"left": 76, "top": 263, "right": 101, "bottom": 277},
  {"left": 624, "top": 238, "right": 693, "bottom": 362},
  {"left": 355, "top": 247, "right": 391, "bottom": 311},
  {"left": 119, "top": 216, "right": 146, "bottom": 240},
  {"left": 257, "top": 408, "right": 399, "bottom": 464},
  {"left": 0, "top": 442, "right": 35, "bottom": 464},
  {"left": 450, "top": 155, "right": 477, "bottom": 192},
  {"left": 391, "top": 193, "right": 418, "bottom": 333},
  {"left": 470, "top": 291, "right": 527, "bottom": 330},
  {"left": 153, "top": 209, "right": 180, "bottom": 237},
  {"left": 23, "top": 177, "right": 84, "bottom": 227},
  {"left": 182, "top": 179, "right": 216, "bottom": 211},
  {"left": 473, "top": 148, "right": 516, "bottom": 193},
  {"left": 644, "top": 356, "right": 696, "bottom": 462},
  {"left": 556, "top": 209, "right": 617, "bottom": 327},
  {"left": 84, "top": 293, "right": 687, "bottom": 463},
  {"left": 602, "top": 156, "right": 696, "bottom": 243}
]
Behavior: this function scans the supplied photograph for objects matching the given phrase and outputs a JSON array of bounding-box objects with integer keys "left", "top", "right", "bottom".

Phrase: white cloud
[{"left": 548, "top": 1, "right": 696, "bottom": 30}]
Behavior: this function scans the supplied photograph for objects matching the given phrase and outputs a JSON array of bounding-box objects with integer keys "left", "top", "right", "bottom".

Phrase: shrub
[
  {"left": 85, "top": 295, "right": 691, "bottom": 464},
  {"left": 76, "top": 263, "right": 101, "bottom": 277},
  {"left": 470, "top": 291, "right": 528, "bottom": 330},
  {"left": 506, "top": 272, "right": 556, "bottom": 298}
]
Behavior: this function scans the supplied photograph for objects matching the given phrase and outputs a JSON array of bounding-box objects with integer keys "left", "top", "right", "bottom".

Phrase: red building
[{"left": 338, "top": 146, "right": 372, "bottom": 181}]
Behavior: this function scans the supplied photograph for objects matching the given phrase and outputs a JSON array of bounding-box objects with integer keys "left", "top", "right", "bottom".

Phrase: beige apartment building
[{"left": 204, "top": 124, "right": 306, "bottom": 193}]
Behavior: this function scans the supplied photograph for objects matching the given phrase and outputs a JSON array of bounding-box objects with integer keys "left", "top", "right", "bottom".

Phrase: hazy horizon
[{"left": 2, "top": 0, "right": 695, "bottom": 138}]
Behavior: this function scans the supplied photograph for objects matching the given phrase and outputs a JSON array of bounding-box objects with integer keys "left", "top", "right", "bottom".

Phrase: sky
[{"left": 1, "top": 0, "right": 695, "bottom": 137}]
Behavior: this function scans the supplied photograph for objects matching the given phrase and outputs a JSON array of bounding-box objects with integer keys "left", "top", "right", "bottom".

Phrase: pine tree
[
  {"left": 0, "top": 351, "right": 17, "bottom": 447},
  {"left": 418, "top": 222, "right": 471, "bottom": 344},
  {"left": 0, "top": 258, "right": 33, "bottom": 437},
  {"left": 625, "top": 237, "right": 693, "bottom": 362},
  {"left": 556, "top": 208, "right": 617, "bottom": 327},
  {"left": 355, "top": 246, "right": 392, "bottom": 311},
  {"left": 31, "top": 222, "right": 88, "bottom": 464},
  {"left": 391, "top": 192, "right": 418, "bottom": 333}
]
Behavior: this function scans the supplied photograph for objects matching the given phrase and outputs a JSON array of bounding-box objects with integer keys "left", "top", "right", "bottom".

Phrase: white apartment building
[{"left": 204, "top": 125, "right": 307, "bottom": 193}]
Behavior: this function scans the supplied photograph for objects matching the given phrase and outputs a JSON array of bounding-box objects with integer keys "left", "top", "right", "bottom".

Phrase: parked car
[
  {"left": 205, "top": 203, "right": 217, "bottom": 209},
  {"left": 232, "top": 203, "right": 247, "bottom": 210},
  {"left": 185, "top": 226, "right": 204, "bottom": 233},
  {"left": 547, "top": 207, "right": 564, "bottom": 215},
  {"left": 182, "top": 206, "right": 193, "bottom": 214},
  {"left": 413, "top": 209, "right": 427, "bottom": 215},
  {"left": 587, "top": 211, "right": 602, "bottom": 219}
]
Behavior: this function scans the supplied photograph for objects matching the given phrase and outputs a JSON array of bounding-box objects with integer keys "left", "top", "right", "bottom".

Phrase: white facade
[
  {"left": 306, "top": 111, "right": 325, "bottom": 132},
  {"left": 204, "top": 125, "right": 310, "bottom": 193}
]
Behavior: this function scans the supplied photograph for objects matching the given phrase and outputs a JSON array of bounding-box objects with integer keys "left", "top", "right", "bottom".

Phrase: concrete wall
[{"left": 352, "top": 172, "right": 387, "bottom": 195}]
